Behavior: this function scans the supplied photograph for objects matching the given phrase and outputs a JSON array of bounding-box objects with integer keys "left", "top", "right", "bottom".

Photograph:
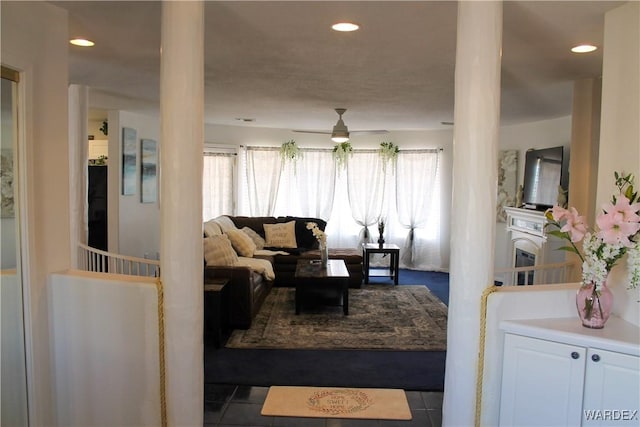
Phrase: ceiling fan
[{"left": 293, "top": 108, "right": 388, "bottom": 143}]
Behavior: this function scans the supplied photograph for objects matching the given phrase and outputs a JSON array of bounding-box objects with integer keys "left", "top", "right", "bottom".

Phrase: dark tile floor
[{"left": 204, "top": 384, "right": 443, "bottom": 427}]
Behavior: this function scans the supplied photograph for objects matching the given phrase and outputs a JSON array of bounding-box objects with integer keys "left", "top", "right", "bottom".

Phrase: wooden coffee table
[{"left": 294, "top": 259, "right": 350, "bottom": 315}]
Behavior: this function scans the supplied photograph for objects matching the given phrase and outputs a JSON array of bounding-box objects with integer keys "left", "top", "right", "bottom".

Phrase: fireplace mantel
[
  {"left": 503, "top": 207, "right": 565, "bottom": 285},
  {"left": 504, "top": 207, "right": 549, "bottom": 239}
]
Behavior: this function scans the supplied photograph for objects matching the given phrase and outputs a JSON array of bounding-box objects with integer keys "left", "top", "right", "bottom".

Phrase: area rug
[
  {"left": 226, "top": 285, "right": 447, "bottom": 350},
  {"left": 261, "top": 386, "right": 411, "bottom": 420}
]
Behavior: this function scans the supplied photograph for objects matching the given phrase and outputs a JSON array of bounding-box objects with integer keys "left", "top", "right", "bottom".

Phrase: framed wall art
[
  {"left": 121, "top": 127, "right": 137, "bottom": 195},
  {"left": 1, "top": 149, "right": 14, "bottom": 218},
  {"left": 497, "top": 149, "right": 518, "bottom": 222},
  {"left": 140, "top": 139, "right": 158, "bottom": 203}
]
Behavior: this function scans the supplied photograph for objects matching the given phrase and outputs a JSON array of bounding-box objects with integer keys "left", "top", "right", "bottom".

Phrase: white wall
[
  {"left": 494, "top": 116, "right": 572, "bottom": 270},
  {"left": 1, "top": 2, "right": 70, "bottom": 424},
  {"left": 108, "top": 111, "right": 161, "bottom": 259},
  {"left": 597, "top": 1, "right": 640, "bottom": 326},
  {"left": 49, "top": 271, "right": 161, "bottom": 426}
]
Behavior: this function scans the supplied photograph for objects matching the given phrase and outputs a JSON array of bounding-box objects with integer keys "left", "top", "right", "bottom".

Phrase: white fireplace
[{"left": 503, "top": 207, "right": 566, "bottom": 285}]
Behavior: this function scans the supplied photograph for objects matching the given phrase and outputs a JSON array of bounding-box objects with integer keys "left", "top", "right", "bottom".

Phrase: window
[{"left": 202, "top": 151, "right": 235, "bottom": 221}]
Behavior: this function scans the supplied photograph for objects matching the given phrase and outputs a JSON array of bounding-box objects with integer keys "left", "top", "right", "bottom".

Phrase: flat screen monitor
[{"left": 522, "top": 146, "right": 564, "bottom": 210}]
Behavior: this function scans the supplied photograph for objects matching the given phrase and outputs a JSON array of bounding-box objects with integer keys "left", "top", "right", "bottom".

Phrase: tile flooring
[{"left": 205, "top": 384, "right": 443, "bottom": 426}]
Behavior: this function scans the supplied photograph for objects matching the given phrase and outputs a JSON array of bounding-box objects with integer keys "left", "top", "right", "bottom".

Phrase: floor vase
[{"left": 576, "top": 281, "right": 613, "bottom": 329}]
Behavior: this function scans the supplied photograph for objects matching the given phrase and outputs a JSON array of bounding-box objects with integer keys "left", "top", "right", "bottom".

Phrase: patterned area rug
[{"left": 226, "top": 285, "right": 447, "bottom": 350}]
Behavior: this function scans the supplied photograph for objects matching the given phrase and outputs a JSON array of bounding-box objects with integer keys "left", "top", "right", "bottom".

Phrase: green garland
[{"left": 333, "top": 142, "right": 353, "bottom": 170}]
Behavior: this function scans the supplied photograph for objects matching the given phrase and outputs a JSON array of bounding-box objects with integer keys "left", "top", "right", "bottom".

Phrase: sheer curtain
[
  {"left": 286, "top": 149, "right": 336, "bottom": 220},
  {"left": 245, "top": 147, "right": 282, "bottom": 216},
  {"left": 202, "top": 152, "right": 235, "bottom": 220},
  {"left": 396, "top": 150, "right": 440, "bottom": 267},
  {"left": 346, "top": 150, "right": 387, "bottom": 245}
]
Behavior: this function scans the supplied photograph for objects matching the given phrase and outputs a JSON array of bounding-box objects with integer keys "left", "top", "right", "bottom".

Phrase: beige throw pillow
[
  {"left": 203, "top": 219, "right": 223, "bottom": 237},
  {"left": 226, "top": 229, "right": 257, "bottom": 257},
  {"left": 241, "top": 226, "right": 266, "bottom": 250},
  {"left": 203, "top": 235, "right": 239, "bottom": 266},
  {"left": 263, "top": 221, "right": 298, "bottom": 248}
]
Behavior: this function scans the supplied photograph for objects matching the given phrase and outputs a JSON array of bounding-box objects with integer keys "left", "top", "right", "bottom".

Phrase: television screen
[{"left": 522, "top": 146, "right": 564, "bottom": 210}]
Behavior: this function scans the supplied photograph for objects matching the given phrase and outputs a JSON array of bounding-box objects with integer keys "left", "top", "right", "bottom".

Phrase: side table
[
  {"left": 204, "top": 278, "right": 231, "bottom": 348},
  {"left": 362, "top": 243, "right": 400, "bottom": 285}
]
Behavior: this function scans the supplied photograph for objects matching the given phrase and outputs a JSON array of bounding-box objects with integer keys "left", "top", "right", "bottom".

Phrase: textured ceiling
[{"left": 53, "top": 1, "right": 623, "bottom": 131}]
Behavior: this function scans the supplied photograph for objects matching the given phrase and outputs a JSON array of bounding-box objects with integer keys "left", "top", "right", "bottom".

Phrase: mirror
[{"left": 1, "top": 66, "right": 28, "bottom": 425}]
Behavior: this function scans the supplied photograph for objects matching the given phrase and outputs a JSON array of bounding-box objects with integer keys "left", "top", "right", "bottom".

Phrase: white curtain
[
  {"left": 245, "top": 147, "right": 282, "bottom": 216},
  {"left": 346, "top": 150, "right": 387, "bottom": 245},
  {"left": 276, "top": 149, "right": 336, "bottom": 220},
  {"left": 396, "top": 150, "right": 440, "bottom": 266},
  {"left": 202, "top": 152, "right": 235, "bottom": 220}
]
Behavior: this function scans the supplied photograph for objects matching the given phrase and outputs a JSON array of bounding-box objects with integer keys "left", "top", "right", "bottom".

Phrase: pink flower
[
  {"left": 560, "top": 207, "right": 587, "bottom": 242},
  {"left": 597, "top": 211, "right": 640, "bottom": 247},
  {"left": 549, "top": 205, "right": 569, "bottom": 222},
  {"left": 596, "top": 196, "right": 640, "bottom": 247},
  {"left": 603, "top": 196, "right": 640, "bottom": 223}
]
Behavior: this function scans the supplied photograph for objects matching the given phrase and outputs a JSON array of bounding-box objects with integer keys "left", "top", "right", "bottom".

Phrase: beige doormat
[{"left": 261, "top": 386, "right": 412, "bottom": 420}]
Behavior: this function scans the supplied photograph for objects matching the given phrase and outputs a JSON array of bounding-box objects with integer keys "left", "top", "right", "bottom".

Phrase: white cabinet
[{"left": 499, "top": 318, "right": 640, "bottom": 427}]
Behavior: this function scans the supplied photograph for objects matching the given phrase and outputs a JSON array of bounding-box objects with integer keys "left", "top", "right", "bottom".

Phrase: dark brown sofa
[
  {"left": 203, "top": 215, "right": 363, "bottom": 330},
  {"left": 203, "top": 265, "right": 271, "bottom": 330},
  {"left": 227, "top": 216, "right": 363, "bottom": 288}
]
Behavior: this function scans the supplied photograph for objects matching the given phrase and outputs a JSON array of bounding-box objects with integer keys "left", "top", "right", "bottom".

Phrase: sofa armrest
[{"left": 204, "top": 265, "right": 267, "bottom": 329}]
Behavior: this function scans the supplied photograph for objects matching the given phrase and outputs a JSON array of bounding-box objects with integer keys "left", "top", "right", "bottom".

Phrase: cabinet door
[
  {"left": 582, "top": 348, "right": 640, "bottom": 426},
  {"left": 500, "top": 333, "right": 586, "bottom": 427}
]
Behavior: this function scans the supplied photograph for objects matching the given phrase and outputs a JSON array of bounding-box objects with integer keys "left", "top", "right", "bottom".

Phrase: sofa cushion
[
  {"left": 203, "top": 235, "right": 239, "bottom": 266},
  {"left": 229, "top": 216, "right": 278, "bottom": 237},
  {"left": 241, "top": 226, "right": 265, "bottom": 250},
  {"left": 263, "top": 221, "right": 298, "bottom": 248},
  {"left": 226, "top": 229, "right": 257, "bottom": 257},
  {"left": 213, "top": 215, "right": 238, "bottom": 233},
  {"left": 280, "top": 216, "right": 327, "bottom": 249},
  {"left": 203, "top": 219, "right": 223, "bottom": 237}
]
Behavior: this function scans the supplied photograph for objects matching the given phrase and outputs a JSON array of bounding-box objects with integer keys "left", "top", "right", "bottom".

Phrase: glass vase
[
  {"left": 320, "top": 243, "right": 328, "bottom": 267},
  {"left": 576, "top": 280, "right": 613, "bottom": 329}
]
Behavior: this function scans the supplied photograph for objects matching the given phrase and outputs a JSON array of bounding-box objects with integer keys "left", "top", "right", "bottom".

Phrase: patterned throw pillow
[
  {"left": 241, "top": 226, "right": 265, "bottom": 250},
  {"left": 203, "top": 235, "right": 238, "bottom": 266},
  {"left": 263, "top": 221, "right": 298, "bottom": 249},
  {"left": 226, "top": 229, "right": 257, "bottom": 257}
]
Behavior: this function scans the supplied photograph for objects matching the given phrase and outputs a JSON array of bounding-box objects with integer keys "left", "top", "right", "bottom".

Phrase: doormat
[{"left": 261, "top": 386, "right": 412, "bottom": 420}]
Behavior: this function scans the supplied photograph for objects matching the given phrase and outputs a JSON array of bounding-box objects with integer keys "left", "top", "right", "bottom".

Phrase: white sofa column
[
  {"left": 443, "top": 1, "right": 502, "bottom": 426},
  {"left": 160, "top": 2, "right": 204, "bottom": 426}
]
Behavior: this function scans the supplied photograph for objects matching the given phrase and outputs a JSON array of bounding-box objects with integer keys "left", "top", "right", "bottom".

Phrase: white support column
[
  {"left": 443, "top": 2, "right": 502, "bottom": 426},
  {"left": 68, "top": 84, "right": 88, "bottom": 267},
  {"left": 160, "top": 2, "right": 204, "bottom": 426}
]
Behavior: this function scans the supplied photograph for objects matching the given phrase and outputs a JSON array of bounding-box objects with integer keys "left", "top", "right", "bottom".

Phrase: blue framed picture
[
  {"left": 121, "top": 127, "right": 137, "bottom": 195},
  {"left": 140, "top": 139, "right": 158, "bottom": 203}
]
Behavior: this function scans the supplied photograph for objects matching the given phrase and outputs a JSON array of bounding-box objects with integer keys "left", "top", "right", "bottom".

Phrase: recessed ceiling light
[
  {"left": 332, "top": 22, "right": 359, "bottom": 32},
  {"left": 70, "top": 38, "right": 95, "bottom": 47},
  {"left": 571, "top": 44, "right": 597, "bottom": 53}
]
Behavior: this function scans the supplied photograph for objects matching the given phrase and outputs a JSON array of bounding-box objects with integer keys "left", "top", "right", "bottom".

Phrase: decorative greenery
[
  {"left": 88, "top": 155, "right": 108, "bottom": 166},
  {"left": 379, "top": 141, "right": 399, "bottom": 172},
  {"left": 332, "top": 142, "right": 353, "bottom": 170},
  {"left": 280, "top": 139, "right": 302, "bottom": 162},
  {"left": 99, "top": 120, "right": 108, "bottom": 136},
  {"left": 280, "top": 140, "right": 302, "bottom": 173}
]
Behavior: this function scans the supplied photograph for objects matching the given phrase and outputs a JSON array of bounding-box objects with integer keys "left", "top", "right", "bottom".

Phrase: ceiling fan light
[{"left": 331, "top": 135, "right": 350, "bottom": 143}]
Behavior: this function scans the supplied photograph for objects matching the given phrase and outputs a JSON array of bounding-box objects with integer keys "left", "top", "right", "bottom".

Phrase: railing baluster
[{"left": 77, "top": 243, "right": 160, "bottom": 278}]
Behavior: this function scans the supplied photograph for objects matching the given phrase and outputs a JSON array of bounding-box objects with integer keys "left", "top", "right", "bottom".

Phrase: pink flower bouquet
[{"left": 545, "top": 172, "right": 640, "bottom": 291}]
